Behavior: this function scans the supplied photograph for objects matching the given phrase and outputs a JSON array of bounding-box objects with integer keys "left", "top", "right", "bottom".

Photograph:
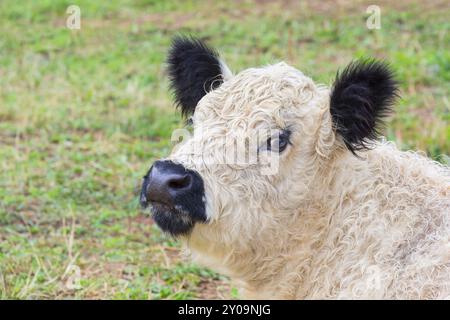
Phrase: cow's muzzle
[{"left": 140, "top": 160, "right": 206, "bottom": 235}]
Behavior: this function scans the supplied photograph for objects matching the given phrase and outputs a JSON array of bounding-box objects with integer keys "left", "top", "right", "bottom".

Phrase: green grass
[{"left": 0, "top": 0, "right": 449, "bottom": 299}]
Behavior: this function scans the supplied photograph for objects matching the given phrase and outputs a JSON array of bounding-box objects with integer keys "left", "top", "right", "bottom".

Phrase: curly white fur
[{"left": 167, "top": 62, "right": 450, "bottom": 299}]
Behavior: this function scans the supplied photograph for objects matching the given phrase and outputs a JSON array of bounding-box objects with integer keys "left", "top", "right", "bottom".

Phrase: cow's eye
[{"left": 266, "top": 130, "right": 291, "bottom": 153}]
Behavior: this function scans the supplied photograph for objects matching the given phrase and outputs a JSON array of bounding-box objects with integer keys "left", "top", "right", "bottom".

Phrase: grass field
[{"left": 0, "top": 0, "right": 448, "bottom": 299}]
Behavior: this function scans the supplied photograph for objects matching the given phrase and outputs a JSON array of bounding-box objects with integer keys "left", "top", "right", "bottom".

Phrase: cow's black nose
[
  {"left": 140, "top": 160, "right": 207, "bottom": 235},
  {"left": 141, "top": 160, "right": 194, "bottom": 208}
]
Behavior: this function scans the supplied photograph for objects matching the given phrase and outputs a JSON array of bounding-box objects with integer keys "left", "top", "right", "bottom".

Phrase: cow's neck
[{"left": 186, "top": 199, "right": 334, "bottom": 298}]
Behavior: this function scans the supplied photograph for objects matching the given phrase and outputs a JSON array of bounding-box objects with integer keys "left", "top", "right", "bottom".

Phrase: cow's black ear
[
  {"left": 167, "top": 36, "right": 225, "bottom": 117},
  {"left": 330, "top": 59, "right": 399, "bottom": 154}
]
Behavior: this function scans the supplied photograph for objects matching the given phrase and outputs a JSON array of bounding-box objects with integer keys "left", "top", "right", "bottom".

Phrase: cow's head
[{"left": 140, "top": 36, "right": 398, "bottom": 244}]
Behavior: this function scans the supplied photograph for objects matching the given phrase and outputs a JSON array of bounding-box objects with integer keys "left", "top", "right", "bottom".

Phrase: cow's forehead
[{"left": 193, "top": 62, "right": 317, "bottom": 130}]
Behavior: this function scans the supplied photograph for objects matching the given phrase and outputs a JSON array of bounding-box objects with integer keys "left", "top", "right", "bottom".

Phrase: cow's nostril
[
  {"left": 168, "top": 175, "right": 191, "bottom": 190},
  {"left": 142, "top": 161, "right": 202, "bottom": 208}
]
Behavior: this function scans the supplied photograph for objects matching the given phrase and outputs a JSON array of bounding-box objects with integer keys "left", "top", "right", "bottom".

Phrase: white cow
[{"left": 140, "top": 37, "right": 450, "bottom": 299}]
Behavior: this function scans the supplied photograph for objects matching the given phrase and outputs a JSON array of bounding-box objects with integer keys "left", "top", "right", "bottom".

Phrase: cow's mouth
[{"left": 147, "top": 201, "right": 197, "bottom": 236}]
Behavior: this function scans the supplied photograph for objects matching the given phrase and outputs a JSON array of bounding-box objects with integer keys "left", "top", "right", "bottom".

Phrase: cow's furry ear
[
  {"left": 167, "top": 36, "right": 229, "bottom": 117},
  {"left": 330, "top": 59, "right": 399, "bottom": 155}
]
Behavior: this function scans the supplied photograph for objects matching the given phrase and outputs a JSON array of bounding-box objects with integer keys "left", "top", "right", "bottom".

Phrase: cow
[{"left": 140, "top": 36, "right": 450, "bottom": 299}]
